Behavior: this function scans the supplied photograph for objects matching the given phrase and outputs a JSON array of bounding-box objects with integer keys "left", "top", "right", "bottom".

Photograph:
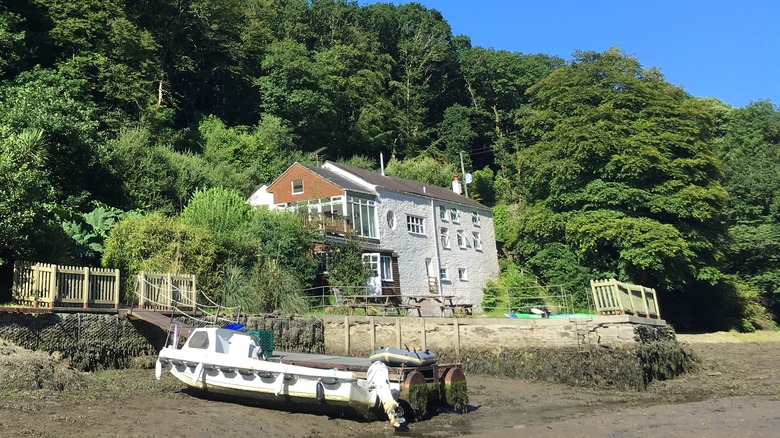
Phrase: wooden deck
[{"left": 126, "top": 309, "right": 195, "bottom": 337}]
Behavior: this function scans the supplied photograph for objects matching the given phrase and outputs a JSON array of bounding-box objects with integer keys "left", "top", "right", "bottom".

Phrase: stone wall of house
[{"left": 376, "top": 189, "right": 499, "bottom": 310}]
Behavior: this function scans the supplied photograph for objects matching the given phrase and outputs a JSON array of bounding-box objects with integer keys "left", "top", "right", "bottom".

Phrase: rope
[{"left": 134, "top": 274, "right": 240, "bottom": 328}]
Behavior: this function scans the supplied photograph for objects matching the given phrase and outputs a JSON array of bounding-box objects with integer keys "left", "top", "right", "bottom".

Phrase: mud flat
[{"left": 1, "top": 331, "right": 779, "bottom": 437}]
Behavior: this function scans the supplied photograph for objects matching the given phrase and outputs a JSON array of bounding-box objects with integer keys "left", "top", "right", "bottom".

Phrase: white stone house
[{"left": 251, "top": 161, "right": 499, "bottom": 310}]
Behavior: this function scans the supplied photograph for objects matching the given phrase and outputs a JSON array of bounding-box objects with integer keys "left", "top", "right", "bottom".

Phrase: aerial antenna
[{"left": 310, "top": 147, "right": 327, "bottom": 166}]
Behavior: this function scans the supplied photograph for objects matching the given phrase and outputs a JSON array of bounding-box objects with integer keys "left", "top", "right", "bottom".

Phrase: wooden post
[
  {"left": 138, "top": 271, "right": 145, "bottom": 309},
  {"left": 191, "top": 274, "right": 197, "bottom": 311},
  {"left": 344, "top": 316, "right": 350, "bottom": 355},
  {"left": 369, "top": 317, "right": 375, "bottom": 351},
  {"left": 49, "top": 264, "right": 58, "bottom": 308},
  {"left": 421, "top": 317, "right": 427, "bottom": 350},
  {"left": 395, "top": 317, "right": 401, "bottom": 349},
  {"left": 166, "top": 272, "right": 173, "bottom": 310},
  {"left": 454, "top": 318, "right": 460, "bottom": 357},
  {"left": 113, "top": 269, "right": 120, "bottom": 310},
  {"left": 83, "top": 266, "right": 90, "bottom": 309}
]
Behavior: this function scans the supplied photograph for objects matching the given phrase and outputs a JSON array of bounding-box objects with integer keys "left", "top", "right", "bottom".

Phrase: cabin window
[
  {"left": 458, "top": 268, "right": 468, "bottom": 281},
  {"left": 439, "top": 267, "right": 449, "bottom": 282},
  {"left": 450, "top": 207, "right": 460, "bottom": 223},
  {"left": 292, "top": 179, "right": 304, "bottom": 194},
  {"left": 439, "top": 205, "right": 448, "bottom": 221},
  {"left": 472, "top": 211, "right": 480, "bottom": 227},
  {"left": 187, "top": 331, "right": 210, "bottom": 349}
]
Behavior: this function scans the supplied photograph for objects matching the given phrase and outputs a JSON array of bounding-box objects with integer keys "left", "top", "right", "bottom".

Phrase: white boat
[{"left": 155, "top": 327, "right": 405, "bottom": 427}]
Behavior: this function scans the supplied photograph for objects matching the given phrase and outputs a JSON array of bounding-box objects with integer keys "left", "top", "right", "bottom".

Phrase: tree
[
  {"left": 102, "top": 213, "right": 219, "bottom": 300},
  {"left": 0, "top": 128, "right": 54, "bottom": 265},
  {"left": 714, "top": 101, "right": 780, "bottom": 320},
  {"left": 511, "top": 48, "right": 730, "bottom": 328},
  {"left": 384, "top": 155, "right": 456, "bottom": 188}
]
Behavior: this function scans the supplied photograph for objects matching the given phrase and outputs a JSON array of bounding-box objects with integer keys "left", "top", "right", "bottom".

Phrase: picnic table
[{"left": 404, "top": 294, "right": 472, "bottom": 316}]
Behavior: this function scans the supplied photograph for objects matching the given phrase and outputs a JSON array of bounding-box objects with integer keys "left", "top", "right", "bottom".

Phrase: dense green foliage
[{"left": 0, "top": 1, "right": 777, "bottom": 328}]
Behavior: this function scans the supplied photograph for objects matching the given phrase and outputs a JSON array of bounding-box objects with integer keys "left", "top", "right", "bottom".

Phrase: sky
[{"left": 358, "top": 0, "right": 779, "bottom": 108}]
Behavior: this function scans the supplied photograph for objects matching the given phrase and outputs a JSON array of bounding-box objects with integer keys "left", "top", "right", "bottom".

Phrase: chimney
[{"left": 452, "top": 174, "right": 462, "bottom": 195}]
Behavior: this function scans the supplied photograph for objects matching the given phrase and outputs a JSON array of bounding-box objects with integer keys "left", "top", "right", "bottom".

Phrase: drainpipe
[{"left": 431, "top": 197, "right": 442, "bottom": 295}]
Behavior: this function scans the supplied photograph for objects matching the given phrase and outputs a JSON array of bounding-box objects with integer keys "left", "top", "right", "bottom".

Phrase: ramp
[{"left": 127, "top": 309, "right": 194, "bottom": 338}]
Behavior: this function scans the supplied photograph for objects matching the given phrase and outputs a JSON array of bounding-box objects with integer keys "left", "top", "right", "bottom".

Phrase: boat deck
[{"left": 267, "top": 351, "right": 373, "bottom": 372}]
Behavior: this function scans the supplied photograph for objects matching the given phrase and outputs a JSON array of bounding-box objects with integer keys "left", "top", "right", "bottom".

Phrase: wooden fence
[
  {"left": 136, "top": 271, "right": 197, "bottom": 312},
  {"left": 590, "top": 278, "right": 660, "bottom": 319},
  {"left": 12, "top": 261, "right": 120, "bottom": 309}
]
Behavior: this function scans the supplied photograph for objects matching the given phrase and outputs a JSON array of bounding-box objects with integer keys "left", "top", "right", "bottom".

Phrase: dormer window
[{"left": 292, "top": 179, "right": 304, "bottom": 194}]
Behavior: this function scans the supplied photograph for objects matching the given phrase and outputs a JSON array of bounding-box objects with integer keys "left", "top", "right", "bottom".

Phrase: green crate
[{"left": 247, "top": 330, "right": 274, "bottom": 357}]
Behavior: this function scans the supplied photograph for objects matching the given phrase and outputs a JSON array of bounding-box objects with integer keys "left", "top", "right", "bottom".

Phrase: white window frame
[
  {"left": 362, "top": 253, "right": 380, "bottom": 278},
  {"left": 450, "top": 207, "right": 460, "bottom": 223},
  {"left": 406, "top": 215, "right": 425, "bottom": 234},
  {"left": 457, "top": 230, "right": 466, "bottom": 248},
  {"left": 458, "top": 268, "right": 468, "bottom": 281},
  {"left": 347, "top": 196, "right": 377, "bottom": 238},
  {"left": 440, "top": 227, "right": 450, "bottom": 249},
  {"left": 439, "top": 267, "right": 449, "bottom": 281},
  {"left": 380, "top": 256, "right": 393, "bottom": 281},
  {"left": 473, "top": 231, "right": 482, "bottom": 250},
  {"left": 471, "top": 211, "right": 480, "bottom": 227},
  {"left": 291, "top": 179, "right": 304, "bottom": 194},
  {"left": 439, "top": 205, "right": 448, "bottom": 221}
]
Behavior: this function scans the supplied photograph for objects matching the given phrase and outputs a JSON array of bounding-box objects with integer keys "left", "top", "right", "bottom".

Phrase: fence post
[
  {"left": 191, "top": 274, "right": 197, "bottom": 311},
  {"left": 454, "top": 318, "right": 460, "bottom": 357},
  {"left": 421, "top": 318, "right": 427, "bottom": 350},
  {"left": 166, "top": 272, "right": 173, "bottom": 311},
  {"left": 344, "top": 316, "right": 350, "bottom": 355},
  {"left": 395, "top": 317, "right": 402, "bottom": 349},
  {"left": 113, "top": 269, "right": 120, "bottom": 310},
  {"left": 49, "top": 264, "right": 58, "bottom": 308},
  {"left": 370, "top": 317, "right": 375, "bottom": 351},
  {"left": 83, "top": 266, "right": 90, "bottom": 309}
]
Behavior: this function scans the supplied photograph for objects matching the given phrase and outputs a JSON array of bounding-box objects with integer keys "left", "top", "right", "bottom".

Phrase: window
[
  {"left": 473, "top": 232, "right": 482, "bottom": 250},
  {"left": 381, "top": 256, "right": 393, "bottom": 281},
  {"left": 439, "top": 205, "right": 448, "bottom": 221},
  {"left": 471, "top": 211, "right": 480, "bottom": 227},
  {"left": 450, "top": 207, "right": 460, "bottom": 223},
  {"left": 362, "top": 253, "right": 380, "bottom": 277},
  {"left": 347, "top": 196, "right": 377, "bottom": 238},
  {"left": 187, "top": 331, "right": 210, "bottom": 349},
  {"left": 407, "top": 215, "right": 425, "bottom": 234},
  {"left": 458, "top": 268, "right": 468, "bottom": 281},
  {"left": 292, "top": 179, "right": 304, "bottom": 194},
  {"left": 386, "top": 211, "right": 396, "bottom": 230},
  {"left": 457, "top": 230, "right": 466, "bottom": 248},
  {"left": 440, "top": 227, "right": 450, "bottom": 248},
  {"left": 439, "top": 267, "right": 449, "bottom": 281}
]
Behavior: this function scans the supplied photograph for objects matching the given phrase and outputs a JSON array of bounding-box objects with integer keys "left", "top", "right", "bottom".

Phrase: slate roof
[
  {"left": 298, "top": 163, "right": 374, "bottom": 196},
  {"left": 324, "top": 161, "right": 488, "bottom": 210}
]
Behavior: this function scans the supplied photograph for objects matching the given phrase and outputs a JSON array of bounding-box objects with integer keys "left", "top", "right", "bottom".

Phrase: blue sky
[{"left": 359, "top": 0, "right": 779, "bottom": 108}]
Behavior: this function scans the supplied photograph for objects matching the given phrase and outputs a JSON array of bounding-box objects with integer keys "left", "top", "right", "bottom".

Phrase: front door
[{"left": 363, "top": 253, "right": 381, "bottom": 295}]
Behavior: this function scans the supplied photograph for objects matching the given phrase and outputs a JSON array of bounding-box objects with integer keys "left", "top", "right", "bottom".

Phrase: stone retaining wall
[
  {"left": 0, "top": 311, "right": 160, "bottom": 371},
  {"left": 0, "top": 311, "right": 696, "bottom": 390}
]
